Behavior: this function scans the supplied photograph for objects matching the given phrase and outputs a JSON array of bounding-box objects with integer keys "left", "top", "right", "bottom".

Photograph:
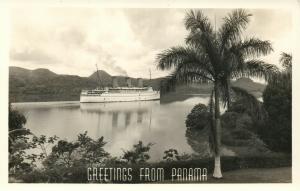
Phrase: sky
[{"left": 9, "top": 8, "right": 293, "bottom": 78}]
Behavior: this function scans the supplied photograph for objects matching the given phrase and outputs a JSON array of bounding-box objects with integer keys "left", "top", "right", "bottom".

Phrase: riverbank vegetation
[{"left": 8, "top": 92, "right": 291, "bottom": 183}]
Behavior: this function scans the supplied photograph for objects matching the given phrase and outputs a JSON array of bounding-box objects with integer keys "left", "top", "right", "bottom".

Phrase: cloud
[
  {"left": 9, "top": 8, "right": 293, "bottom": 78},
  {"left": 246, "top": 9, "right": 292, "bottom": 40},
  {"left": 85, "top": 45, "right": 128, "bottom": 76},
  {"left": 123, "top": 9, "right": 188, "bottom": 49},
  {"left": 59, "top": 27, "right": 86, "bottom": 47},
  {"left": 10, "top": 48, "right": 58, "bottom": 64}
]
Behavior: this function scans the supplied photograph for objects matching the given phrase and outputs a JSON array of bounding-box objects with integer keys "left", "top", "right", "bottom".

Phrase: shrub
[
  {"left": 231, "top": 128, "right": 253, "bottom": 139},
  {"left": 221, "top": 112, "right": 239, "bottom": 129},
  {"left": 44, "top": 131, "right": 109, "bottom": 168},
  {"left": 185, "top": 104, "right": 211, "bottom": 130},
  {"left": 122, "top": 141, "right": 153, "bottom": 164},
  {"left": 185, "top": 126, "right": 212, "bottom": 157},
  {"left": 185, "top": 104, "right": 213, "bottom": 157},
  {"left": 163, "top": 149, "right": 191, "bottom": 161},
  {"left": 163, "top": 149, "right": 179, "bottom": 161},
  {"left": 235, "top": 114, "right": 253, "bottom": 130}
]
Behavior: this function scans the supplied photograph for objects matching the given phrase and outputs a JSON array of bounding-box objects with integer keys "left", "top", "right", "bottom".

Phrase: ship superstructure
[{"left": 80, "top": 76, "right": 160, "bottom": 103}]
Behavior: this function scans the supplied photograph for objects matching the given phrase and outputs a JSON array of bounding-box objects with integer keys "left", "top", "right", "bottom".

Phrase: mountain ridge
[{"left": 9, "top": 66, "right": 265, "bottom": 102}]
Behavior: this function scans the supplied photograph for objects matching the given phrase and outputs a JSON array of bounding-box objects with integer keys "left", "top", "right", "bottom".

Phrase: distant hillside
[
  {"left": 9, "top": 66, "right": 265, "bottom": 102},
  {"left": 160, "top": 78, "right": 265, "bottom": 103},
  {"left": 9, "top": 67, "right": 161, "bottom": 102},
  {"left": 232, "top": 77, "right": 265, "bottom": 93},
  {"left": 9, "top": 67, "right": 96, "bottom": 102}
]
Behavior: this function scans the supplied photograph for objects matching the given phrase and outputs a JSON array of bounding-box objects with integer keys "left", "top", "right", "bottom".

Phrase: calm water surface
[{"left": 13, "top": 97, "right": 212, "bottom": 161}]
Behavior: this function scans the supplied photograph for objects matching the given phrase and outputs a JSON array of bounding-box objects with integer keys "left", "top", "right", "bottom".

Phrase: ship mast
[
  {"left": 95, "top": 63, "right": 103, "bottom": 89},
  {"left": 149, "top": 69, "right": 152, "bottom": 87}
]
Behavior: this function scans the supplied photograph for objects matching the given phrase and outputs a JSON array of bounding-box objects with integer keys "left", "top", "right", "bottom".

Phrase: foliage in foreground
[
  {"left": 121, "top": 141, "right": 153, "bottom": 164},
  {"left": 260, "top": 53, "right": 292, "bottom": 153},
  {"left": 18, "top": 154, "right": 291, "bottom": 183}
]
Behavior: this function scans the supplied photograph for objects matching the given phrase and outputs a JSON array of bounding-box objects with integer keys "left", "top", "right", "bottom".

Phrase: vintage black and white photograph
[{"left": 3, "top": 0, "right": 296, "bottom": 185}]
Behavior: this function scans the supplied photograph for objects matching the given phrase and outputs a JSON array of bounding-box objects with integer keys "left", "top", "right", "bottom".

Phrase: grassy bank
[{"left": 166, "top": 167, "right": 291, "bottom": 183}]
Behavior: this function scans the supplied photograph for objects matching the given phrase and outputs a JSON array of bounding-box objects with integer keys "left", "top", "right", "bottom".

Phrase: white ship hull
[{"left": 80, "top": 91, "right": 160, "bottom": 103}]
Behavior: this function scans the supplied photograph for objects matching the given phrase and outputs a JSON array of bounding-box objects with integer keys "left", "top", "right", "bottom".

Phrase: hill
[
  {"left": 9, "top": 67, "right": 95, "bottom": 102},
  {"left": 232, "top": 77, "right": 265, "bottom": 94},
  {"left": 9, "top": 67, "right": 162, "bottom": 102},
  {"left": 89, "top": 70, "right": 112, "bottom": 86},
  {"left": 9, "top": 66, "right": 265, "bottom": 102}
]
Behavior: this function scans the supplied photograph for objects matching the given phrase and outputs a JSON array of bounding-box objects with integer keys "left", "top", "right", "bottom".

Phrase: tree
[
  {"left": 9, "top": 104, "right": 61, "bottom": 182},
  {"left": 9, "top": 104, "right": 32, "bottom": 176},
  {"left": 157, "top": 9, "right": 277, "bottom": 178},
  {"left": 261, "top": 53, "right": 292, "bottom": 153}
]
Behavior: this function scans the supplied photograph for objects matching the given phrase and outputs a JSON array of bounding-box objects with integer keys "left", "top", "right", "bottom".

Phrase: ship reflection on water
[
  {"left": 79, "top": 101, "right": 158, "bottom": 150},
  {"left": 80, "top": 101, "right": 158, "bottom": 129}
]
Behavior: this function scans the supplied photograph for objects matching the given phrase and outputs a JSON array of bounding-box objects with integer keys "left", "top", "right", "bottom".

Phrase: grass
[
  {"left": 211, "top": 167, "right": 291, "bottom": 183},
  {"left": 165, "top": 167, "right": 291, "bottom": 183}
]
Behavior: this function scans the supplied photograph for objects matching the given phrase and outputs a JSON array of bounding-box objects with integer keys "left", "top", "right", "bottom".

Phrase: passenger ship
[{"left": 80, "top": 76, "right": 160, "bottom": 103}]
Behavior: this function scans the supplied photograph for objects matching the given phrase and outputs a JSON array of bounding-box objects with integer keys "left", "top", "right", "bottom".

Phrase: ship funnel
[
  {"left": 112, "top": 77, "right": 118, "bottom": 88},
  {"left": 126, "top": 77, "right": 132, "bottom": 87},
  {"left": 137, "top": 78, "right": 143, "bottom": 87}
]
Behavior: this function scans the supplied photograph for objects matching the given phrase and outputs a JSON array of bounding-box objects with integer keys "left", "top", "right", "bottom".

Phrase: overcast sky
[{"left": 10, "top": 8, "right": 292, "bottom": 78}]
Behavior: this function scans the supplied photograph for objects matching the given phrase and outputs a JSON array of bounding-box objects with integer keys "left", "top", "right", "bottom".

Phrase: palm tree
[
  {"left": 157, "top": 9, "right": 278, "bottom": 178},
  {"left": 280, "top": 52, "right": 292, "bottom": 71}
]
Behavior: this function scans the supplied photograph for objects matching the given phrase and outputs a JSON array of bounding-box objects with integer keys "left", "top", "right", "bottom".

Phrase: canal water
[{"left": 13, "top": 96, "right": 213, "bottom": 161}]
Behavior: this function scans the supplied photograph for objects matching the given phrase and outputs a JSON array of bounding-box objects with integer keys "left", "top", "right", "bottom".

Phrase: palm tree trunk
[
  {"left": 226, "top": 78, "right": 231, "bottom": 109},
  {"left": 225, "top": 78, "right": 232, "bottom": 110},
  {"left": 213, "top": 81, "right": 223, "bottom": 178}
]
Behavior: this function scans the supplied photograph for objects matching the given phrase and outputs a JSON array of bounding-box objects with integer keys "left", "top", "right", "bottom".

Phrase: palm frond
[
  {"left": 233, "top": 59, "right": 279, "bottom": 81},
  {"left": 170, "top": 64, "right": 213, "bottom": 84},
  {"left": 184, "top": 10, "right": 220, "bottom": 69},
  {"left": 157, "top": 46, "right": 215, "bottom": 76},
  {"left": 219, "top": 9, "right": 252, "bottom": 49},
  {"left": 222, "top": 49, "right": 243, "bottom": 74},
  {"left": 157, "top": 46, "right": 197, "bottom": 70},
  {"left": 185, "top": 31, "right": 221, "bottom": 69},
  {"left": 231, "top": 38, "right": 273, "bottom": 58},
  {"left": 280, "top": 52, "right": 292, "bottom": 70},
  {"left": 185, "top": 10, "right": 213, "bottom": 33},
  {"left": 160, "top": 63, "right": 213, "bottom": 94}
]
